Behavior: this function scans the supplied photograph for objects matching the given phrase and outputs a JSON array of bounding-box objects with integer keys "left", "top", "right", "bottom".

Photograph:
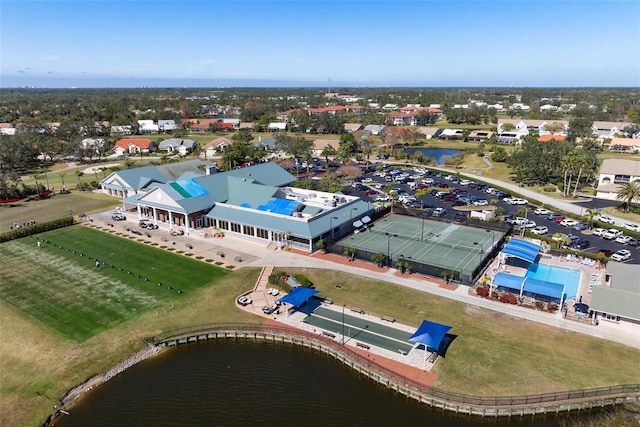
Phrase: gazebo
[{"left": 408, "top": 320, "right": 453, "bottom": 364}]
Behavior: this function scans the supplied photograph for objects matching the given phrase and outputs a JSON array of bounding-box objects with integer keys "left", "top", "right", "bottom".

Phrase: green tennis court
[
  {"left": 339, "top": 214, "right": 503, "bottom": 283},
  {"left": 303, "top": 306, "right": 414, "bottom": 353}
]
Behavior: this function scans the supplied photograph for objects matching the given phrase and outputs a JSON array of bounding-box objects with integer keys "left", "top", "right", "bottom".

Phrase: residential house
[
  {"left": 268, "top": 122, "right": 287, "bottom": 132},
  {"left": 497, "top": 119, "right": 568, "bottom": 144},
  {"left": 416, "top": 127, "right": 441, "bottom": 139},
  {"left": 596, "top": 158, "right": 640, "bottom": 200},
  {"left": 307, "top": 106, "right": 347, "bottom": 115},
  {"left": 311, "top": 139, "right": 340, "bottom": 157},
  {"left": 239, "top": 122, "right": 254, "bottom": 130},
  {"left": 439, "top": 129, "right": 463, "bottom": 140},
  {"left": 382, "top": 104, "right": 399, "bottom": 111},
  {"left": 81, "top": 138, "right": 106, "bottom": 153},
  {"left": 254, "top": 136, "right": 277, "bottom": 150},
  {"left": 202, "top": 137, "right": 232, "bottom": 158},
  {"left": 592, "top": 121, "right": 633, "bottom": 139},
  {"left": 138, "top": 120, "right": 159, "bottom": 134},
  {"left": 0, "top": 123, "right": 16, "bottom": 135},
  {"left": 158, "top": 120, "right": 178, "bottom": 132},
  {"left": 279, "top": 108, "right": 304, "bottom": 122},
  {"left": 466, "top": 130, "right": 495, "bottom": 142},
  {"left": 343, "top": 123, "right": 363, "bottom": 133},
  {"left": 111, "top": 125, "right": 133, "bottom": 136},
  {"left": 158, "top": 138, "right": 197, "bottom": 155},
  {"left": 363, "top": 124, "right": 387, "bottom": 135},
  {"left": 113, "top": 138, "right": 155, "bottom": 155},
  {"left": 608, "top": 138, "right": 640, "bottom": 153}
]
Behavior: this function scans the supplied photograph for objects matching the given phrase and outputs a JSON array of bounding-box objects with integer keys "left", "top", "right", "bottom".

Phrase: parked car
[
  {"left": 615, "top": 235, "right": 632, "bottom": 244},
  {"left": 560, "top": 219, "right": 578, "bottom": 227},
  {"left": 599, "top": 215, "right": 615, "bottom": 224},
  {"left": 534, "top": 208, "right": 550, "bottom": 215},
  {"left": 572, "top": 222, "right": 589, "bottom": 231},
  {"left": 602, "top": 229, "right": 623, "bottom": 240},
  {"left": 611, "top": 249, "right": 631, "bottom": 262},
  {"left": 592, "top": 228, "right": 606, "bottom": 237},
  {"left": 522, "top": 220, "right": 537, "bottom": 228},
  {"left": 112, "top": 213, "right": 126, "bottom": 221},
  {"left": 531, "top": 225, "right": 549, "bottom": 235},
  {"left": 570, "top": 239, "right": 591, "bottom": 250},
  {"left": 628, "top": 237, "right": 640, "bottom": 246},
  {"left": 597, "top": 248, "right": 614, "bottom": 257},
  {"left": 622, "top": 223, "right": 640, "bottom": 232},
  {"left": 432, "top": 207, "right": 446, "bottom": 217},
  {"left": 237, "top": 296, "right": 252, "bottom": 306},
  {"left": 472, "top": 199, "right": 489, "bottom": 206},
  {"left": 170, "top": 229, "right": 184, "bottom": 236},
  {"left": 548, "top": 213, "right": 564, "bottom": 222},
  {"left": 139, "top": 220, "right": 158, "bottom": 229},
  {"left": 364, "top": 189, "right": 378, "bottom": 196}
]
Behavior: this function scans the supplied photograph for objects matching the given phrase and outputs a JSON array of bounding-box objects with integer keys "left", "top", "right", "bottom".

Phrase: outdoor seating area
[{"left": 561, "top": 254, "right": 598, "bottom": 267}]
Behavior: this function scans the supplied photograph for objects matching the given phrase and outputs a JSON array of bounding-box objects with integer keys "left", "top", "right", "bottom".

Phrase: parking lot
[{"left": 341, "top": 164, "right": 639, "bottom": 265}]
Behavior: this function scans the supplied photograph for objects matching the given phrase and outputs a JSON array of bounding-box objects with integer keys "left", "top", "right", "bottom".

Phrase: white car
[
  {"left": 602, "top": 229, "right": 623, "bottom": 240},
  {"left": 611, "top": 249, "right": 631, "bottom": 262},
  {"left": 531, "top": 225, "right": 549, "bottom": 235},
  {"left": 522, "top": 220, "right": 537, "bottom": 228},
  {"left": 599, "top": 215, "right": 615, "bottom": 224},
  {"left": 592, "top": 228, "right": 606, "bottom": 237},
  {"left": 472, "top": 199, "right": 489, "bottom": 206},
  {"left": 509, "top": 198, "right": 528, "bottom": 205},
  {"left": 622, "top": 223, "right": 640, "bottom": 232},
  {"left": 375, "top": 194, "right": 390, "bottom": 202},
  {"left": 560, "top": 219, "right": 578, "bottom": 227},
  {"left": 534, "top": 208, "right": 550, "bottom": 215},
  {"left": 237, "top": 296, "right": 252, "bottom": 306},
  {"left": 615, "top": 235, "right": 632, "bottom": 244}
]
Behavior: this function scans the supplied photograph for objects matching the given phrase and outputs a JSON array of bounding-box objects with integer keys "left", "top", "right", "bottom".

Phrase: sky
[{"left": 1, "top": 0, "right": 639, "bottom": 88}]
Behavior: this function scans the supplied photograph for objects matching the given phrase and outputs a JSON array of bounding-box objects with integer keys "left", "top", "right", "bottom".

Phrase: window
[
  {"left": 231, "top": 223, "right": 241, "bottom": 233},
  {"left": 218, "top": 220, "right": 229, "bottom": 230},
  {"left": 243, "top": 226, "right": 254, "bottom": 236},
  {"left": 256, "top": 228, "right": 269, "bottom": 239}
]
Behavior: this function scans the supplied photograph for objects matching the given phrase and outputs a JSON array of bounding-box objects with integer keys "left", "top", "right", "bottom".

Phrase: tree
[
  {"left": 583, "top": 208, "right": 600, "bottom": 228},
  {"left": 320, "top": 144, "right": 337, "bottom": 165},
  {"left": 372, "top": 252, "right": 385, "bottom": 268},
  {"left": 615, "top": 182, "right": 640, "bottom": 212},
  {"left": 339, "top": 133, "right": 359, "bottom": 155},
  {"left": 231, "top": 130, "right": 253, "bottom": 144},
  {"left": 274, "top": 134, "right": 312, "bottom": 160}
]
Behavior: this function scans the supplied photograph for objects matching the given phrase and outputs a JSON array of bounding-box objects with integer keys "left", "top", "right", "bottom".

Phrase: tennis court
[
  {"left": 303, "top": 306, "right": 414, "bottom": 353},
  {"left": 337, "top": 214, "right": 503, "bottom": 284}
]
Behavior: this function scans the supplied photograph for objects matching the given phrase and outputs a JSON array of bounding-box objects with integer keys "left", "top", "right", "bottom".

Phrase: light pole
[
  {"left": 385, "top": 232, "right": 397, "bottom": 267},
  {"left": 330, "top": 216, "right": 338, "bottom": 240},
  {"left": 342, "top": 304, "right": 345, "bottom": 345},
  {"left": 421, "top": 217, "right": 425, "bottom": 241},
  {"left": 474, "top": 241, "right": 484, "bottom": 263},
  {"left": 350, "top": 207, "right": 358, "bottom": 221}
]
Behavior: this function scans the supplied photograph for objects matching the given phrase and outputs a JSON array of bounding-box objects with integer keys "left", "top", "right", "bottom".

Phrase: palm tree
[
  {"left": 616, "top": 182, "right": 640, "bottom": 212},
  {"left": 583, "top": 208, "right": 600, "bottom": 229}
]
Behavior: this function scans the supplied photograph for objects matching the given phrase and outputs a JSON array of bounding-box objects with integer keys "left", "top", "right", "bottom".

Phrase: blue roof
[
  {"left": 493, "top": 272, "right": 524, "bottom": 291},
  {"left": 277, "top": 287, "right": 319, "bottom": 308},
  {"left": 408, "top": 320, "right": 452, "bottom": 351},
  {"left": 523, "top": 278, "right": 564, "bottom": 299},
  {"left": 493, "top": 272, "right": 565, "bottom": 300},
  {"left": 501, "top": 238, "right": 540, "bottom": 264},
  {"left": 256, "top": 198, "right": 300, "bottom": 215}
]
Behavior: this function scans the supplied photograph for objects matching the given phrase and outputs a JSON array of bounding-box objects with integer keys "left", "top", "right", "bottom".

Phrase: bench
[
  {"left": 323, "top": 298, "right": 334, "bottom": 305},
  {"left": 322, "top": 331, "right": 336, "bottom": 339},
  {"left": 428, "top": 352, "right": 439, "bottom": 363},
  {"left": 351, "top": 306, "right": 364, "bottom": 314},
  {"left": 398, "top": 349, "right": 407, "bottom": 355},
  {"left": 356, "top": 342, "right": 370, "bottom": 350},
  {"left": 381, "top": 315, "right": 395, "bottom": 323}
]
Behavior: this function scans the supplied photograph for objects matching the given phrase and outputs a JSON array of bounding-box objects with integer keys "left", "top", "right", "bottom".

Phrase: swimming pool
[{"left": 526, "top": 264, "right": 581, "bottom": 300}]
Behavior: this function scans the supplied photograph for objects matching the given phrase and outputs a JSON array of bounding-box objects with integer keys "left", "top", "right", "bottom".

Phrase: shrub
[
  {"left": 535, "top": 301, "right": 546, "bottom": 310},
  {"left": 542, "top": 184, "right": 557, "bottom": 193},
  {"left": 499, "top": 293, "right": 518, "bottom": 304},
  {"left": 547, "top": 302, "right": 558, "bottom": 312},
  {"left": 476, "top": 287, "right": 489, "bottom": 297},
  {"left": 269, "top": 271, "right": 289, "bottom": 285},
  {"left": 293, "top": 273, "right": 314, "bottom": 288},
  {"left": 0, "top": 216, "right": 74, "bottom": 243}
]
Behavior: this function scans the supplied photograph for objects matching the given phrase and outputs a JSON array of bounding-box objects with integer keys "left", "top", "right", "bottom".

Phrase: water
[
  {"left": 403, "top": 148, "right": 460, "bottom": 164},
  {"left": 52, "top": 340, "right": 595, "bottom": 427},
  {"left": 526, "top": 264, "right": 581, "bottom": 300}
]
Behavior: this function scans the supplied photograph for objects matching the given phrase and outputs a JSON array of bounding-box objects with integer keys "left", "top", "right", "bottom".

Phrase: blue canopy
[
  {"left": 493, "top": 272, "right": 523, "bottom": 292},
  {"left": 277, "top": 286, "right": 319, "bottom": 309},
  {"left": 408, "top": 320, "right": 452, "bottom": 351},
  {"left": 501, "top": 238, "right": 540, "bottom": 264},
  {"left": 523, "top": 278, "right": 564, "bottom": 300}
]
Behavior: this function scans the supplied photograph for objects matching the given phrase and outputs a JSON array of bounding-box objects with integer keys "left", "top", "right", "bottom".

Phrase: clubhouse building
[{"left": 100, "top": 161, "right": 371, "bottom": 252}]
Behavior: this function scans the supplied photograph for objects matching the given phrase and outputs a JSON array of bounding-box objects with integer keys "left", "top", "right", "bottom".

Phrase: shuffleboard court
[
  {"left": 303, "top": 315, "right": 414, "bottom": 353},
  {"left": 313, "top": 307, "right": 413, "bottom": 342}
]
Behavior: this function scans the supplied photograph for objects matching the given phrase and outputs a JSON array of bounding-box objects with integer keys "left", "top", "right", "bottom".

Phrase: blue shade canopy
[
  {"left": 277, "top": 286, "right": 319, "bottom": 308},
  {"left": 501, "top": 238, "right": 540, "bottom": 264},
  {"left": 523, "top": 278, "right": 564, "bottom": 299},
  {"left": 493, "top": 272, "right": 523, "bottom": 291},
  {"left": 408, "top": 320, "right": 452, "bottom": 351}
]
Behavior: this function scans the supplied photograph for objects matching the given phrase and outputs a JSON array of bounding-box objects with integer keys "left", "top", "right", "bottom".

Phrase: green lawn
[{"left": 0, "top": 226, "right": 228, "bottom": 342}]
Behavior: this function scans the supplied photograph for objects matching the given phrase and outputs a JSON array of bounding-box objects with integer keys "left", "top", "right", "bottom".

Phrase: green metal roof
[
  {"left": 605, "top": 263, "right": 640, "bottom": 293},
  {"left": 590, "top": 286, "right": 640, "bottom": 322}
]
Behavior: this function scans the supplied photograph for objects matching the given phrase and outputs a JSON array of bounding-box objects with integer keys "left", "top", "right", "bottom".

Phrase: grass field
[{"left": 0, "top": 227, "right": 228, "bottom": 342}]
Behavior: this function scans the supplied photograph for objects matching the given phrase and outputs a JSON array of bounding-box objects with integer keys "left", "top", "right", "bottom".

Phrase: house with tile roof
[
  {"left": 112, "top": 162, "right": 371, "bottom": 251},
  {"left": 343, "top": 123, "right": 363, "bottom": 133},
  {"left": 202, "top": 137, "right": 232, "bottom": 158},
  {"left": 113, "top": 138, "right": 155, "bottom": 155},
  {"left": 311, "top": 139, "right": 340, "bottom": 157},
  {"left": 596, "top": 158, "right": 640, "bottom": 200},
  {"left": 466, "top": 130, "right": 495, "bottom": 142}
]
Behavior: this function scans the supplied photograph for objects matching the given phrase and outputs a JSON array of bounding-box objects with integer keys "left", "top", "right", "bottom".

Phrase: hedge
[{"left": 0, "top": 217, "right": 75, "bottom": 243}]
